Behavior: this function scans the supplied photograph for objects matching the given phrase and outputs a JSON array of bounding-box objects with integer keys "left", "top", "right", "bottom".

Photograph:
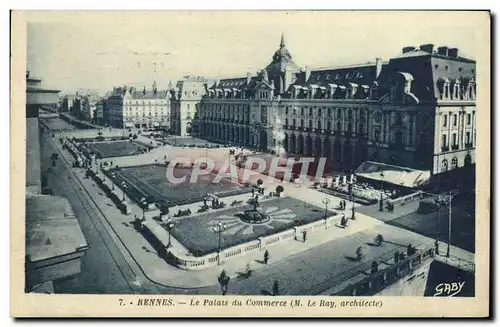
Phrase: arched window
[
  {"left": 451, "top": 157, "right": 458, "bottom": 169},
  {"left": 441, "top": 159, "right": 449, "bottom": 172},
  {"left": 464, "top": 154, "right": 472, "bottom": 165}
]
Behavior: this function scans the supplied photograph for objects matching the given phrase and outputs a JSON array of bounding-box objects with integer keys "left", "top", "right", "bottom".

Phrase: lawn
[
  {"left": 108, "top": 164, "right": 251, "bottom": 207},
  {"left": 171, "top": 197, "right": 332, "bottom": 256},
  {"left": 85, "top": 140, "right": 149, "bottom": 158}
]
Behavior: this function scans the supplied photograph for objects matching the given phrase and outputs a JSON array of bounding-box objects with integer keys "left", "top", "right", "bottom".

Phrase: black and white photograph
[{"left": 12, "top": 10, "right": 490, "bottom": 317}]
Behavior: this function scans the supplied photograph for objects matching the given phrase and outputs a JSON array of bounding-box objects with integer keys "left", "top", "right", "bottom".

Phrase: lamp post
[
  {"left": 434, "top": 197, "right": 442, "bottom": 255},
  {"left": 322, "top": 196, "right": 331, "bottom": 229},
  {"left": 121, "top": 182, "right": 127, "bottom": 201},
  {"left": 165, "top": 218, "right": 175, "bottom": 248},
  {"left": 212, "top": 221, "right": 228, "bottom": 265},
  {"left": 349, "top": 182, "right": 355, "bottom": 220},
  {"left": 445, "top": 191, "right": 453, "bottom": 258},
  {"left": 141, "top": 199, "right": 147, "bottom": 220},
  {"left": 424, "top": 191, "right": 455, "bottom": 258},
  {"left": 379, "top": 171, "right": 385, "bottom": 211}
]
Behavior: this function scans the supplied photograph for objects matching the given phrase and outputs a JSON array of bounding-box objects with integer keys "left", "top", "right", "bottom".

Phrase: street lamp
[
  {"left": 141, "top": 198, "right": 148, "bottom": 220},
  {"left": 322, "top": 196, "right": 331, "bottom": 229},
  {"left": 349, "top": 182, "right": 355, "bottom": 220},
  {"left": 379, "top": 171, "right": 385, "bottom": 211},
  {"left": 212, "top": 221, "right": 228, "bottom": 265},
  {"left": 424, "top": 191, "right": 455, "bottom": 258},
  {"left": 165, "top": 218, "right": 175, "bottom": 248},
  {"left": 121, "top": 182, "right": 127, "bottom": 201},
  {"left": 434, "top": 197, "right": 443, "bottom": 255}
]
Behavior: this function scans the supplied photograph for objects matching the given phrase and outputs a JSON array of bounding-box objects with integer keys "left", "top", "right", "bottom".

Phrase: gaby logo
[{"left": 434, "top": 282, "right": 466, "bottom": 297}]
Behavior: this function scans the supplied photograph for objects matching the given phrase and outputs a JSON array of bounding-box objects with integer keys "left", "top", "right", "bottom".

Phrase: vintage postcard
[{"left": 11, "top": 10, "right": 490, "bottom": 318}]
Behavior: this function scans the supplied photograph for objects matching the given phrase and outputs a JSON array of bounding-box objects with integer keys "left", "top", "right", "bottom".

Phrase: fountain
[{"left": 237, "top": 195, "right": 271, "bottom": 224}]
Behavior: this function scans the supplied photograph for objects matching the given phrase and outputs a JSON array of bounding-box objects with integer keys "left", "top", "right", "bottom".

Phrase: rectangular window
[
  {"left": 467, "top": 113, "right": 471, "bottom": 125},
  {"left": 466, "top": 131, "right": 471, "bottom": 144},
  {"left": 443, "top": 115, "right": 447, "bottom": 127},
  {"left": 453, "top": 114, "right": 457, "bottom": 126},
  {"left": 285, "top": 107, "right": 289, "bottom": 115},
  {"left": 285, "top": 118, "right": 289, "bottom": 126},
  {"left": 452, "top": 133, "right": 457, "bottom": 145},
  {"left": 318, "top": 109, "right": 322, "bottom": 117},
  {"left": 442, "top": 134, "right": 447, "bottom": 147}
]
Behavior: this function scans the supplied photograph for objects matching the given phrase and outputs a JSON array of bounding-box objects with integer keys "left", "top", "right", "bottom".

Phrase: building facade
[
  {"left": 196, "top": 35, "right": 476, "bottom": 176},
  {"left": 105, "top": 82, "right": 171, "bottom": 129},
  {"left": 170, "top": 76, "right": 209, "bottom": 136}
]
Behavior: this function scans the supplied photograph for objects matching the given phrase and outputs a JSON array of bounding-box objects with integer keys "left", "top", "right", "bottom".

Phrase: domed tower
[{"left": 265, "top": 33, "right": 300, "bottom": 95}]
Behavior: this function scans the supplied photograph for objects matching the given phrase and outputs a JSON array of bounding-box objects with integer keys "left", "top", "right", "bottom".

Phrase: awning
[{"left": 354, "top": 161, "right": 430, "bottom": 188}]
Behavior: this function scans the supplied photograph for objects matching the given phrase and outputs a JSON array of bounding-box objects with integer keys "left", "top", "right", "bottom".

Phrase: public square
[
  {"left": 171, "top": 196, "right": 334, "bottom": 256},
  {"left": 84, "top": 140, "right": 149, "bottom": 158},
  {"left": 108, "top": 164, "right": 251, "bottom": 206}
]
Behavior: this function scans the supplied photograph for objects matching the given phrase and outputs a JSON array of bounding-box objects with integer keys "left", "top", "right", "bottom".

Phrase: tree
[
  {"left": 159, "top": 205, "right": 169, "bottom": 221},
  {"left": 371, "top": 261, "right": 379, "bottom": 274},
  {"left": 374, "top": 234, "right": 384, "bottom": 246},
  {"left": 245, "top": 263, "right": 252, "bottom": 278},
  {"left": 394, "top": 251, "right": 400, "bottom": 264},
  {"left": 272, "top": 280, "right": 280, "bottom": 296},
  {"left": 407, "top": 244, "right": 416, "bottom": 257},
  {"left": 263, "top": 250, "right": 269, "bottom": 265},
  {"left": 275, "top": 185, "right": 284, "bottom": 197},
  {"left": 356, "top": 246, "right": 364, "bottom": 261},
  {"left": 218, "top": 270, "right": 230, "bottom": 295}
]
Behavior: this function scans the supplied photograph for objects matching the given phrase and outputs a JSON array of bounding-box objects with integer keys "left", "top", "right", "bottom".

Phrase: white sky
[{"left": 26, "top": 11, "right": 482, "bottom": 95}]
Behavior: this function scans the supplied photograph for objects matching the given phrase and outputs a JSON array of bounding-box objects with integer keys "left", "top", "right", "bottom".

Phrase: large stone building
[
  {"left": 170, "top": 76, "right": 209, "bottom": 136},
  {"left": 105, "top": 82, "right": 171, "bottom": 129},
  {"left": 196, "top": 34, "right": 476, "bottom": 176},
  {"left": 25, "top": 72, "right": 88, "bottom": 293}
]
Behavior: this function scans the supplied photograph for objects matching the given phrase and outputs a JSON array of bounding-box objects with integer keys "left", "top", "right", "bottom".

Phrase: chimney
[
  {"left": 246, "top": 72, "right": 251, "bottom": 84},
  {"left": 419, "top": 44, "right": 435, "bottom": 53},
  {"left": 304, "top": 66, "right": 311, "bottom": 82},
  {"left": 402, "top": 46, "right": 416, "bottom": 54},
  {"left": 448, "top": 48, "right": 459, "bottom": 58},
  {"left": 375, "top": 58, "right": 383, "bottom": 79},
  {"left": 437, "top": 46, "right": 449, "bottom": 56}
]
